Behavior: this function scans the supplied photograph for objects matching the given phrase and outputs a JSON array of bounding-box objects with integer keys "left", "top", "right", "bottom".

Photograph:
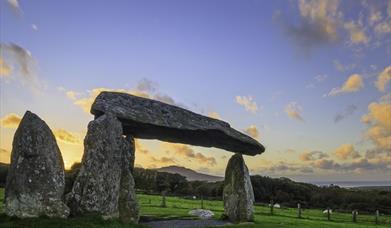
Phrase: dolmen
[{"left": 4, "top": 91, "right": 265, "bottom": 224}]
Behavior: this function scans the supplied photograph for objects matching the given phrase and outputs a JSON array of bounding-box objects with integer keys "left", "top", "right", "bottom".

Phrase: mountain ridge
[{"left": 156, "top": 165, "right": 224, "bottom": 182}]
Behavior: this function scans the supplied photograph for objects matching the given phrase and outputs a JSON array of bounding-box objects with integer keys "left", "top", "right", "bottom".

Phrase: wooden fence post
[
  {"left": 201, "top": 195, "right": 204, "bottom": 209},
  {"left": 270, "top": 200, "right": 274, "bottom": 215},
  {"left": 297, "top": 203, "right": 302, "bottom": 218},
  {"left": 375, "top": 210, "right": 379, "bottom": 225},
  {"left": 161, "top": 191, "right": 167, "bottom": 208},
  {"left": 352, "top": 210, "right": 357, "bottom": 223},
  {"left": 327, "top": 208, "right": 331, "bottom": 221}
]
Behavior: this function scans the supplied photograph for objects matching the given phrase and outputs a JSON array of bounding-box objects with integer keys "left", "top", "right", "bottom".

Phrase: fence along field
[{"left": 1, "top": 188, "right": 390, "bottom": 227}]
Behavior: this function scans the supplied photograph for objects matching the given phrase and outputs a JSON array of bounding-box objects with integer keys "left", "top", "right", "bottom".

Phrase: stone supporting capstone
[
  {"left": 65, "top": 113, "right": 139, "bottom": 223},
  {"left": 5, "top": 111, "right": 70, "bottom": 218},
  {"left": 223, "top": 153, "right": 255, "bottom": 223}
]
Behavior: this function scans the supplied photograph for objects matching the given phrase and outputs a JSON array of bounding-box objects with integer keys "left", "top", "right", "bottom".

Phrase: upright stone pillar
[
  {"left": 5, "top": 111, "right": 69, "bottom": 218},
  {"left": 125, "top": 135, "right": 135, "bottom": 173},
  {"left": 223, "top": 153, "right": 254, "bottom": 223},
  {"left": 66, "top": 113, "right": 139, "bottom": 222},
  {"left": 119, "top": 134, "right": 139, "bottom": 223}
]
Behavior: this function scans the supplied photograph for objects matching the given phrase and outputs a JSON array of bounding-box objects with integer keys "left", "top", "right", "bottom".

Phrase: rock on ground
[
  {"left": 188, "top": 209, "right": 215, "bottom": 219},
  {"left": 223, "top": 153, "right": 255, "bottom": 223},
  {"left": 142, "top": 219, "right": 231, "bottom": 228},
  {"left": 5, "top": 111, "right": 69, "bottom": 218},
  {"left": 66, "top": 113, "right": 139, "bottom": 222},
  {"left": 91, "top": 91, "right": 265, "bottom": 155}
]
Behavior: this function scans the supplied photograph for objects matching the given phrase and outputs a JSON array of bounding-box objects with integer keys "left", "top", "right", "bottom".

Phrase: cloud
[
  {"left": 0, "top": 113, "right": 22, "bottom": 128},
  {"left": 306, "top": 74, "right": 328, "bottom": 88},
  {"left": 7, "top": 0, "right": 22, "bottom": 15},
  {"left": 333, "top": 60, "right": 356, "bottom": 72},
  {"left": 136, "top": 78, "right": 157, "bottom": 93},
  {"left": 361, "top": 93, "right": 391, "bottom": 150},
  {"left": 0, "top": 43, "right": 42, "bottom": 92},
  {"left": 0, "top": 148, "right": 8, "bottom": 153},
  {"left": 375, "top": 66, "right": 391, "bottom": 92},
  {"left": 312, "top": 159, "right": 340, "bottom": 169},
  {"left": 67, "top": 79, "right": 179, "bottom": 113},
  {"left": 344, "top": 21, "right": 369, "bottom": 44},
  {"left": 312, "top": 158, "right": 391, "bottom": 173},
  {"left": 66, "top": 91, "right": 79, "bottom": 100},
  {"left": 299, "top": 150, "right": 329, "bottom": 161},
  {"left": 162, "top": 142, "right": 217, "bottom": 166},
  {"left": 134, "top": 139, "right": 150, "bottom": 154},
  {"left": 285, "top": 102, "right": 304, "bottom": 121},
  {"left": 53, "top": 129, "right": 81, "bottom": 144},
  {"left": 327, "top": 74, "right": 364, "bottom": 96},
  {"left": 334, "top": 144, "right": 361, "bottom": 160},
  {"left": 281, "top": 0, "right": 340, "bottom": 50},
  {"left": 334, "top": 104, "right": 357, "bottom": 123},
  {"left": 150, "top": 156, "right": 176, "bottom": 166},
  {"left": 208, "top": 112, "right": 221, "bottom": 120},
  {"left": 235, "top": 96, "right": 258, "bottom": 113},
  {"left": 244, "top": 125, "right": 260, "bottom": 140},
  {"left": 31, "top": 24, "right": 38, "bottom": 31},
  {"left": 0, "top": 58, "right": 11, "bottom": 77},
  {"left": 265, "top": 161, "right": 314, "bottom": 174}
]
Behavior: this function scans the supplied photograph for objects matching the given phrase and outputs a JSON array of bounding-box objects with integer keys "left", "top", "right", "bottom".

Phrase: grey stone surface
[
  {"left": 66, "top": 113, "right": 139, "bottom": 222},
  {"left": 119, "top": 134, "right": 139, "bottom": 223},
  {"left": 91, "top": 92, "right": 265, "bottom": 155},
  {"left": 5, "top": 111, "right": 69, "bottom": 218},
  {"left": 223, "top": 154, "right": 255, "bottom": 223},
  {"left": 188, "top": 209, "right": 215, "bottom": 219},
  {"left": 125, "top": 135, "right": 135, "bottom": 173}
]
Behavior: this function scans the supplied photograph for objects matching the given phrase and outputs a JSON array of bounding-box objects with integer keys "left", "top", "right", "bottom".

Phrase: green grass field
[{"left": 1, "top": 188, "right": 390, "bottom": 227}]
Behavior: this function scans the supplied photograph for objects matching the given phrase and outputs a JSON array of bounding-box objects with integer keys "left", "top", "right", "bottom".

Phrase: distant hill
[{"left": 157, "top": 166, "right": 224, "bottom": 182}]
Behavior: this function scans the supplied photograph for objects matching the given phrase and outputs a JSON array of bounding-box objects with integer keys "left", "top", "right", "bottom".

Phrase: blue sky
[{"left": 1, "top": 0, "right": 390, "bottom": 182}]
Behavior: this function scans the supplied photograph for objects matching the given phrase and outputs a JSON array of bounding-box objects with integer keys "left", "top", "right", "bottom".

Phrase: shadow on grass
[{"left": 0, "top": 213, "right": 146, "bottom": 228}]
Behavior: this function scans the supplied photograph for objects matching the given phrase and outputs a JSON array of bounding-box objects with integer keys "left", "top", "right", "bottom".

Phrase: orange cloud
[
  {"left": 299, "top": 150, "right": 328, "bottom": 161},
  {"left": 285, "top": 102, "right": 304, "bottom": 121},
  {"left": 235, "top": 95, "right": 258, "bottom": 113},
  {"left": 208, "top": 112, "right": 221, "bottom": 120},
  {"left": 334, "top": 144, "right": 360, "bottom": 160},
  {"left": 150, "top": 156, "right": 176, "bottom": 166},
  {"left": 134, "top": 139, "right": 150, "bottom": 154},
  {"left": 0, "top": 113, "right": 21, "bottom": 128},
  {"left": 244, "top": 125, "right": 260, "bottom": 139},
  {"left": 361, "top": 94, "right": 391, "bottom": 150},
  {"left": 0, "top": 148, "right": 10, "bottom": 163},
  {"left": 327, "top": 74, "right": 364, "bottom": 96},
  {"left": 344, "top": 21, "right": 369, "bottom": 44},
  {"left": 53, "top": 129, "right": 81, "bottom": 144},
  {"left": 0, "top": 58, "right": 11, "bottom": 77},
  {"left": 162, "top": 142, "right": 217, "bottom": 166},
  {"left": 375, "top": 66, "right": 391, "bottom": 92},
  {"left": 67, "top": 79, "right": 179, "bottom": 113}
]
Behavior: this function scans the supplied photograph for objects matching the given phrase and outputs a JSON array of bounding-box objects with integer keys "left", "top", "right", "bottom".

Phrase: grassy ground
[{"left": 1, "top": 188, "right": 390, "bottom": 227}]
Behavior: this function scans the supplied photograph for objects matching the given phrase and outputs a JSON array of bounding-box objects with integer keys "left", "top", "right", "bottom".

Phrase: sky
[{"left": 0, "top": 0, "right": 390, "bottom": 182}]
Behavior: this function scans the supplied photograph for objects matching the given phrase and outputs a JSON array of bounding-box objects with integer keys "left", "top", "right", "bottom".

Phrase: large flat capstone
[{"left": 91, "top": 92, "right": 265, "bottom": 155}]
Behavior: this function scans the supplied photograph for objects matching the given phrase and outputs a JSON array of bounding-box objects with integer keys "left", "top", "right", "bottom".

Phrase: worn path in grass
[{"left": 1, "top": 188, "right": 390, "bottom": 227}]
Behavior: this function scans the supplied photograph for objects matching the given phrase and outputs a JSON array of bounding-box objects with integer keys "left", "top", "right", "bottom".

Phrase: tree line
[{"left": 0, "top": 162, "right": 390, "bottom": 214}]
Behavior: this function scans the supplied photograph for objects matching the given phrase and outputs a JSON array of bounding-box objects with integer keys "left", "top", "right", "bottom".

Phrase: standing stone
[
  {"left": 118, "top": 134, "right": 139, "bottom": 223},
  {"left": 66, "top": 113, "right": 139, "bottom": 222},
  {"left": 5, "top": 111, "right": 69, "bottom": 218},
  {"left": 223, "top": 153, "right": 254, "bottom": 223},
  {"left": 125, "top": 135, "right": 135, "bottom": 173}
]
